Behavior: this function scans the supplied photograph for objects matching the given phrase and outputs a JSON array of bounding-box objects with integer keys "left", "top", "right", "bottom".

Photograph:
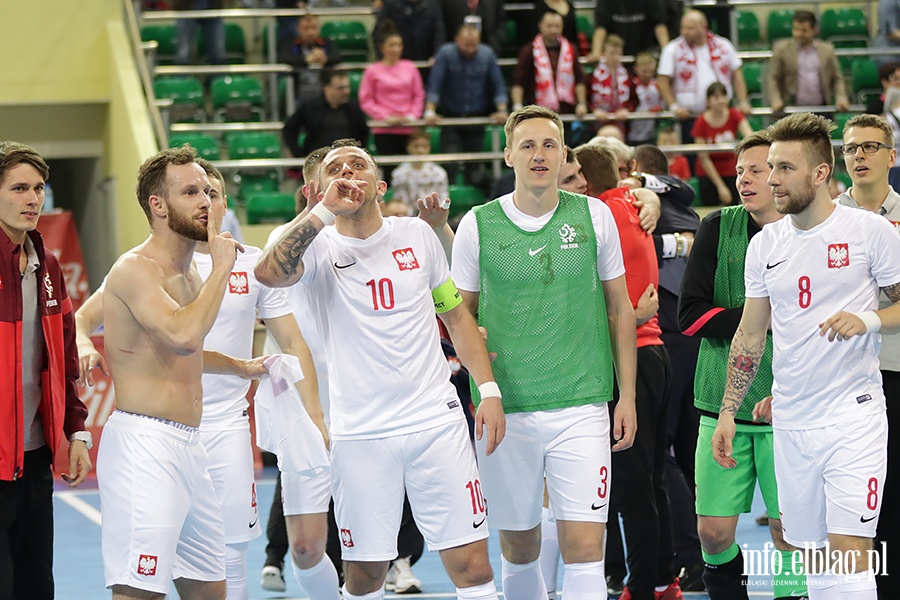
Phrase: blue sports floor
[{"left": 52, "top": 467, "right": 777, "bottom": 598}]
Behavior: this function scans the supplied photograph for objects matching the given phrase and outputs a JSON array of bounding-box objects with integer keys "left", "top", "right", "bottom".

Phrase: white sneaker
[
  {"left": 261, "top": 565, "right": 286, "bottom": 592},
  {"left": 388, "top": 556, "right": 422, "bottom": 594}
]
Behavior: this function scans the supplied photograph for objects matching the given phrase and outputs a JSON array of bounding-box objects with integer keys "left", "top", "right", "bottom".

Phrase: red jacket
[{"left": 0, "top": 228, "right": 87, "bottom": 480}]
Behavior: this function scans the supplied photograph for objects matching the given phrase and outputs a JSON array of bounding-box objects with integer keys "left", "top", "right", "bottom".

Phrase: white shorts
[
  {"left": 774, "top": 412, "right": 888, "bottom": 548},
  {"left": 282, "top": 466, "right": 332, "bottom": 516},
  {"left": 201, "top": 427, "right": 261, "bottom": 543},
  {"left": 98, "top": 411, "right": 226, "bottom": 593},
  {"left": 475, "top": 403, "right": 611, "bottom": 531},
  {"left": 331, "top": 419, "right": 487, "bottom": 561}
]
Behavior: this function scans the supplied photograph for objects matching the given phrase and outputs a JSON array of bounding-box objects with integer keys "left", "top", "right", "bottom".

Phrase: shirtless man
[{"left": 96, "top": 147, "right": 255, "bottom": 600}]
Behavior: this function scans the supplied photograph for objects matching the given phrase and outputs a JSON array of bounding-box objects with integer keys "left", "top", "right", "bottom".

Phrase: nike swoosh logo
[
  {"left": 529, "top": 245, "right": 547, "bottom": 256},
  {"left": 334, "top": 262, "right": 357, "bottom": 269},
  {"left": 249, "top": 517, "right": 259, "bottom": 528},
  {"left": 766, "top": 259, "right": 788, "bottom": 269},
  {"left": 472, "top": 517, "right": 486, "bottom": 528},
  {"left": 860, "top": 515, "right": 877, "bottom": 523},
  {"left": 591, "top": 502, "right": 607, "bottom": 511}
]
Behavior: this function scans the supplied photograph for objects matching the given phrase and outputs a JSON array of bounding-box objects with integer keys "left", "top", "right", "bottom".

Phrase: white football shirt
[
  {"left": 745, "top": 204, "right": 900, "bottom": 430},
  {"left": 195, "top": 246, "right": 293, "bottom": 430},
  {"left": 451, "top": 193, "right": 626, "bottom": 292},
  {"left": 299, "top": 216, "right": 464, "bottom": 440}
]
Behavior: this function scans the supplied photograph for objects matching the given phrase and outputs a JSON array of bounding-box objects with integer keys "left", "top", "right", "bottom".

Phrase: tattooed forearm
[
  {"left": 883, "top": 282, "right": 900, "bottom": 304},
  {"left": 255, "top": 218, "right": 321, "bottom": 286},
  {"left": 720, "top": 325, "right": 766, "bottom": 416}
]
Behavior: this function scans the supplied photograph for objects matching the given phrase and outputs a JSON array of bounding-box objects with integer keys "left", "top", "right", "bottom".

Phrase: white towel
[{"left": 254, "top": 354, "right": 330, "bottom": 474}]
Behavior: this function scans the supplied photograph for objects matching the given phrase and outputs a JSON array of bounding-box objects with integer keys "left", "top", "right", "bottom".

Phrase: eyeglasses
[{"left": 840, "top": 142, "right": 893, "bottom": 155}]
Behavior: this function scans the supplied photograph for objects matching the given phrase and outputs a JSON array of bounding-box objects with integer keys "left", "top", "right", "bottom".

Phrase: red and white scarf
[
  {"left": 533, "top": 34, "right": 576, "bottom": 111},
  {"left": 590, "top": 60, "right": 630, "bottom": 111},
  {"left": 672, "top": 31, "right": 732, "bottom": 95}
]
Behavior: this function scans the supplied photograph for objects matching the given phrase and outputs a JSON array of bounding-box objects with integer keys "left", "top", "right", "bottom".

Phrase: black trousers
[
  {"left": 610, "top": 345, "right": 676, "bottom": 599},
  {"left": 0, "top": 446, "right": 54, "bottom": 600},
  {"left": 876, "top": 369, "right": 900, "bottom": 598}
]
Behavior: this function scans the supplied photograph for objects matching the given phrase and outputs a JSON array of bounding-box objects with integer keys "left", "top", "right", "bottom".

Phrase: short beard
[
  {"left": 775, "top": 176, "right": 817, "bottom": 215},
  {"left": 167, "top": 203, "right": 207, "bottom": 242}
]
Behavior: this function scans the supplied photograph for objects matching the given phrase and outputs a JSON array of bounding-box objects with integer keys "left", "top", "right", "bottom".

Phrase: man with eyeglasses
[{"left": 835, "top": 113, "right": 900, "bottom": 598}]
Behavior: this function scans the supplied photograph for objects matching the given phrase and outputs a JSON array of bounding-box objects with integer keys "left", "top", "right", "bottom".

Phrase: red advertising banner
[{"left": 36, "top": 211, "right": 90, "bottom": 311}]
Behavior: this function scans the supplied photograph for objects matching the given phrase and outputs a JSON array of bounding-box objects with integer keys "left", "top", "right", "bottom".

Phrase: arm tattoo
[
  {"left": 882, "top": 282, "right": 900, "bottom": 304},
  {"left": 263, "top": 219, "right": 320, "bottom": 280},
  {"left": 720, "top": 325, "right": 766, "bottom": 416}
]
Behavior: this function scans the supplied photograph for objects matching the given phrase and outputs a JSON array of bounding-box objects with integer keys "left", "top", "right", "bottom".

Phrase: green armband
[{"left": 432, "top": 278, "right": 463, "bottom": 314}]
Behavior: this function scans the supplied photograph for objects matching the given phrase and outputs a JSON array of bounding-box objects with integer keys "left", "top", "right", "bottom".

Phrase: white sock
[
  {"left": 539, "top": 507, "right": 560, "bottom": 594},
  {"left": 501, "top": 557, "right": 547, "bottom": 600},
  {"left": 293, "top": 555, "right": 341, "bottom": 600},
  {"left": 340, "top": 585, "right": 385, "bottom": 600},
  {"left": 837, "top": 570, "right": 876, "bottom": 599},
  {"left": 224, "top": 542, "right": 249, "bottom": 600},
  {"left": 456, "top": 580, "right": 499, "bottom": 599},
  {"left": 561, "top": 561, "right": 605, "bottom": 600},
  {"left": 808, "top": 571, "right": 840, "bottom": 600}
]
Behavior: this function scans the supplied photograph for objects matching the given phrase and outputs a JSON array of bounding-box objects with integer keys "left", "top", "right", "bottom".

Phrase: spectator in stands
[
  {"left": 657, "top": 10, "right": 750, "bottom": 146},
  {"left": 692, "top": 82, "right": 752, "bottom": 206},
  {"left": 657, "top": 126, "right": 692, "bottom": 181},
  {"left": 625, "top": 52, "right": 664, "bottom": 147},
  {"left": 522, "top": 0, "right": 580, "bottom": 55},
  {"left": 278, "top": 14, "right": 342, "bottom": 105},
  {"left": 877, "top": 0, "right": 900, "bottom": 66},
  {"left": 590, "top": 34, "right": 632, "bottom": 138},
  {"left": 374, "top": 0, "right": 446, "bottom": 61},
  {"left": 511, "top": 12, "right": 588, "bottom": 118},
  {"left": 438, "top": 0, "right": 506, "bottom": 57},
  {"left": 767, "top": 10, "right": 849, "bottom": 115},
  {"left": 359, "top": 24, "right": 425, "bottom": 182},
  {"left": 426, "top": 24, "right": 508, "bottom": 187},
  {"left": 587, "top": 0, "right": 669, "bottom": 62},
  {"left": 282, "top": 70, "right": 369, "bottom": 157},
  {"left": 174, "top": 0, "right": 225, "bottom": 65},
  {"left": 390, "top": 129, "right": 450, "bottom": 214},
  {"left": 866, "top": 62, "right": 900, "bottom": 115}
]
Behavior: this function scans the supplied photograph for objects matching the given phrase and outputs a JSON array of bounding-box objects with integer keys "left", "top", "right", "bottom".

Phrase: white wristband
[
  {"left": 309, "top": 202, "right": 336, "bottom": 226},
  {"left": 852, "top": 311, "right": 882, "bottom": 334},
  {"left": 477, "top": 381, "right": 502, "bottom": 399}
]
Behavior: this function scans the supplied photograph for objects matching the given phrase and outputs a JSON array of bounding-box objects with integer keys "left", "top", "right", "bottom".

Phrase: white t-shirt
[
  {"left": 451, "top": 193, "right": 626, "bottom": 292},
  {"left": 657, "top": 36, "right": 742, "bottom": 114},
  {"left": 195, "top": 246, "right": 293, "bottom": 430},
  {"left": 299, "top": 216, "right": 464, "bottom": 441},
  {"left": 745, "top": 204, "right": 900, "bottom": 430}
]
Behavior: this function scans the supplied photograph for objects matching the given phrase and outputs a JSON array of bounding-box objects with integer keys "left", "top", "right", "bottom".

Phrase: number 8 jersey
[
  {"left": 298, "top": 217, "right": 464, "bottom": 441},
  {"left": 744, "top": 203, "right": 900, "bottom": 430}
]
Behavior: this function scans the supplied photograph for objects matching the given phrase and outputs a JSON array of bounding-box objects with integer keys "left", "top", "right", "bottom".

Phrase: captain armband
[{"left": 432, "top": 278, "right": 463, "bottom": 314}]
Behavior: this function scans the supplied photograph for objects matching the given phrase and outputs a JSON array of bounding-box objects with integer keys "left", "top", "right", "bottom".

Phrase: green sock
[
  {"left": 773, "top": 549, "right": 808, "bottom": 599},
  {"left": 702, "top": 542, "right": 740, "bottom": 566}
]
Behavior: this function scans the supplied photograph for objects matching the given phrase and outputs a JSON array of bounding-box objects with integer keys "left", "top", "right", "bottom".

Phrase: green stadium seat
[
  {"left": 822, "top": 8, "right": 868, "bottom": 41},
  {"left": 246, "top": 192, "right": 295, "bottom": 224},
  {"left": 169, "top": 133, "right": 220, "bottom": 160},
  {"left": 210, "top": 75, "right": 265, "bottom": 122},
  {"left": 503, "top": 20, "right": 518, "bottom": 58},
  {"left": 742, "top": 62, "right": 763, "bottom": 95},
  {"left": 154, "top": 77, "right": 206, "bottom": 123},
  {"left": 736, "top": 11, "right": 762, "bottom": 48},
  {"left": 482, "top": 125, "right": 507, "bottom": 152},
  {"left": 834, "top": 40, "right": 869, "bottom": 76},
  {"left": 577, "top": 15, "right": 593, "bottom": 39},
  {"left": 766, "top": 10, "right": 794, "bottom": 44},
  {"left": 141, "top": 24, "right": 178, "bottom": 64},
  {"left": 321, "top": 20, "right": 369, "bottom": 62},
  {"left": 689, "top": 176, "right": 702, "bottom": 206},
  {"left": 227, "top": 132, "right": 281, "bottom": 159},
  {"left": 199, "top": 22, "right": 247, "bottom": 63},
  {"left": 746, "top": 115, "right": 765, "bottom": 131},
  {"left": 347, "top": 70, "right": 363, "bottom": 100},
  {"left": 236, "top": 172, "right": 280, "bottom": 203},
  {"left": 833, "top": 168, "right": 852, "bottom": 191},
  {"left": 852, "top": 59, "right": 881, "bottom": 103},
  {"left": 832, "top": 113, "right": 854, "bottom": 140},
  {"left": 447, "top": 184, "right": 487, "bottom": 217},
  {"left": 426, "top": 126, "right": 442, "bottom": 153}
]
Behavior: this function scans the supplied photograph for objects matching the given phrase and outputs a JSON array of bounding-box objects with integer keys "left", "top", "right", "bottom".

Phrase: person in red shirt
[
  {"left": 572, "top": 143, "right": 683, "bottom": 600},
  {"left": 691, "top": 82, "right": 753, "bottom": 206}
]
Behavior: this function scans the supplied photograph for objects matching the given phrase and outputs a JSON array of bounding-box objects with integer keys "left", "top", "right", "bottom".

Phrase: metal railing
[{"left": 124, "top": 0, "right": 168, "bottom": 147}]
